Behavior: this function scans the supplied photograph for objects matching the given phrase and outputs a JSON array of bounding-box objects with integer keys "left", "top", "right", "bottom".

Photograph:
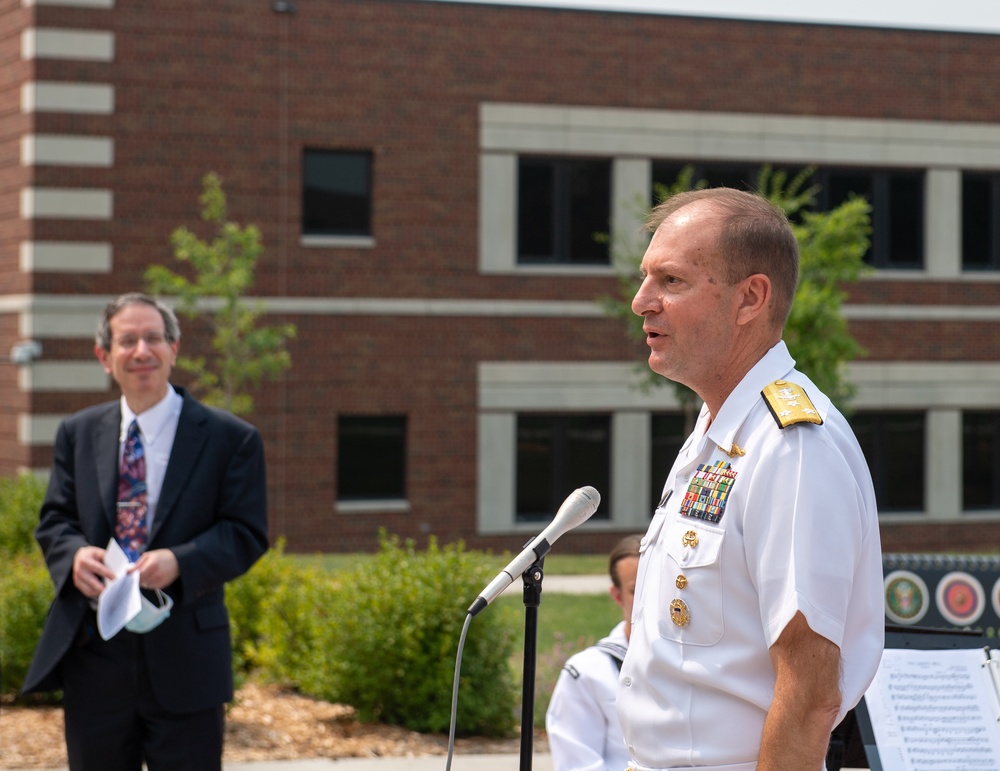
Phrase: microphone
[{"left": 467, "top": 486, "right": 600, "bottom": 617}]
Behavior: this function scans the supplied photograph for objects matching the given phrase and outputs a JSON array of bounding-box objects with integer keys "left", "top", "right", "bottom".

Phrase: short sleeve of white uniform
[{"left": 744, "top": 410, "right": 876, "bottom": 653}]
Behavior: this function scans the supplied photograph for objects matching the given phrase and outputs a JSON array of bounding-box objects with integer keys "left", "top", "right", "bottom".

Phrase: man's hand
[
  {"left": 72, "top": 546, "right": 117, "bottom": 598},
  {"left": 130, "top": 548, "right": 180, "bottom": 590}
]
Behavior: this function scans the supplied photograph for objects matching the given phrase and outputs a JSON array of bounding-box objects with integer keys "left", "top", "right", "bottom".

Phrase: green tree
[
  {"left": 601, "top": 165, "right": 871, "bottom": 415},
  {"left": 145, "top": 172, "right": 296, "bottom": 416}
]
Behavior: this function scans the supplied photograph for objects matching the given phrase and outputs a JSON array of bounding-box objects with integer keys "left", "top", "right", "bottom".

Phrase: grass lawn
[
  {"left": 295, "top": 551, "right": 610, "bottom": 576},
  {"left": 493, "top": 588, "right": 623, "bottom": 727}
]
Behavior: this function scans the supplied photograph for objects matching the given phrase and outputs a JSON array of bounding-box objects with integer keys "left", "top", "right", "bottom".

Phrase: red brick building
[{"left": 2, "top": 0, "right": 1000, "bottom": 554}]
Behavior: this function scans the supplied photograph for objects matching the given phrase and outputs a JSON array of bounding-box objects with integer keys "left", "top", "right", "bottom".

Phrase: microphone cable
[{"left": 445, "top": 611, "right": 474, "bottom": 771}]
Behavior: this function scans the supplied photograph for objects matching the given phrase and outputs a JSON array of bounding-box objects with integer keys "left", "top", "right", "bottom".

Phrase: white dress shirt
[{"left": 120, "top": 386, "right": 182, "bottom": 536}]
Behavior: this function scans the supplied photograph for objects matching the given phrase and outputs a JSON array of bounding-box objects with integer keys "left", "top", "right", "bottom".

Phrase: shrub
[
  {"left": 322, "top": 531, "right": 519, "bottom": 736},
  {"left": 2, "top": 524, "right": 522, "bottom": 739},
  {"left": 257, "top": 564, "right": 340, "bottom": 697},
  {"left": 227, "top": 539, "right": 343, "bottom": 695},
  {"left": 226, "top": 541, "right": 288, "bottom": 685},
  {"left": 0, "top": 554, "right": 52, "bottom": 698},
  {"left": 0, "top": 473, "right": 46, "bottom": 558}
]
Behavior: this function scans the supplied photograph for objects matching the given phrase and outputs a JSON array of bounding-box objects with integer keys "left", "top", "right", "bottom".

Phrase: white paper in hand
[{"left": 96, "top": 538, "right": 142, "bottom": 640}]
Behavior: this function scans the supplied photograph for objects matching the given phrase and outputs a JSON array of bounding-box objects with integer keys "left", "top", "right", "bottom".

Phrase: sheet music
[{"left": 863, "top": 647, "right": 1000, "bottom": 771}]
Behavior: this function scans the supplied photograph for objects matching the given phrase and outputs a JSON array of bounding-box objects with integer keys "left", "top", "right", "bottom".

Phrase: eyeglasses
[{"left": 113, "top": 333, "right": 169, "bottom": 350}]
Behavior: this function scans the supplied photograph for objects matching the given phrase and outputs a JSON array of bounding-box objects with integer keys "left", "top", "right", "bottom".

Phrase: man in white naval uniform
[
  {"left": 547, "top": 535, "right": 640, "bottom": 771},
  {"left": 617, "top": 187, "right": 884, "bottom": 771}
]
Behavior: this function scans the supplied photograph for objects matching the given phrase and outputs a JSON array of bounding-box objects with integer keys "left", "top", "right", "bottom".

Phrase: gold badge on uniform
[
  {"left": 762, "top": 379, "right": 824, "bottom": 429},
  {"left": 675, "top": 574, "right": 688, "bottom": 589},
  {"left": 669, "top": 598, "right": 690, "bottom": 627},
  {"left": 682, "top": 530, "right": 699, "bottom": 547}
]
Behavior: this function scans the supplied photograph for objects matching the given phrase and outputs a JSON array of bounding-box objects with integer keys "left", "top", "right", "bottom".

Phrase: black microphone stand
[{"left": 518, "top": 557, "right": 545, "bottom": 771}]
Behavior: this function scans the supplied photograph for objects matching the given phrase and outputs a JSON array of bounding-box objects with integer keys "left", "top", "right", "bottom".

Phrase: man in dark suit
[{"left": 22, "top": 292, "right": 270, "bottom": 771}]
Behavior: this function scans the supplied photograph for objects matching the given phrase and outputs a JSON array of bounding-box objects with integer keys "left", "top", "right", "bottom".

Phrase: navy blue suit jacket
[{"left": 23, "top": 387, "right": 269, "bottom": 713}]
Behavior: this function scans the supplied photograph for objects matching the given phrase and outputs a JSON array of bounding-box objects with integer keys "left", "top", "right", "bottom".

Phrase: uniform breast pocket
[{"left": 657, "top": 521, "right": 726, "bottom": 646}]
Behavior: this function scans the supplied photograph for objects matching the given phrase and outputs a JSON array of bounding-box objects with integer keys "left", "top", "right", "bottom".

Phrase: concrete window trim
[
  {"left": 22, "top": 28, "right": 115, "bottom": 61},
  {"left": 476, "top": 360, "right": 1000, "bottom": 534},
  {"left": 479, "top": 102, "right": 1000, "bottom": 281},
  {"left": 21, "top": 134, "right": 114, "bottom": 167}
]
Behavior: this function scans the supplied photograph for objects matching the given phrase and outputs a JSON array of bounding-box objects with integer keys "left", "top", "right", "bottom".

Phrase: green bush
[
  {"left": 0, "top": 554, "right": 52, "bottom": 697},
  {"left": 3, "top": 523, "right": 523, "bottom": 739},
  {"left": 227, "top": 541, "right": 289, "bottom": 685},
  {"left": 0, "top": 473, "right": 46, "bottom": 558},
  {"left": 226, "top": 539, "right": 340, "bottom": 692},
  {"left": 322, "top": 532, "right": 519, "bottom": 736}
]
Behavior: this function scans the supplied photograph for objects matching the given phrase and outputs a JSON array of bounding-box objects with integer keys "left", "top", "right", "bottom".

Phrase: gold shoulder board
[{"left": 761, "top": 379, "right": 824, "bottom": 429}]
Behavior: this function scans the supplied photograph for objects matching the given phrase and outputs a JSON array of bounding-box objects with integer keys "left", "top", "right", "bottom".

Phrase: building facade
[{"left": 2, "top": 0, "right": 1000, "bottom": 553}]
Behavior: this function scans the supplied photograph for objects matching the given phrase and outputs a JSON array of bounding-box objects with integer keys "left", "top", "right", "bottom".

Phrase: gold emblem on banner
[
  {"left": 682, "top": 530, "right": 699, "bottom": 548},
  {"left": 669, "top": 598, "right": 690, "bottom": 627}
]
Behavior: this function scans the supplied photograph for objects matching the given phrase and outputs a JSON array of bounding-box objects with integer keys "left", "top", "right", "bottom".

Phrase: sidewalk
[
  {"left": 225, "top": 755, "right": 550, "bottom": 770},
  {"left": 3, "top": 756, "right": 549, "bottom": 771},
  {"left": 11, "top": 755, "right": 870, "bottom": 770}
]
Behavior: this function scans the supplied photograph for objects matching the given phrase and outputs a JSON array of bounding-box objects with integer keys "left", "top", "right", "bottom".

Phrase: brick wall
[{"left": 3, "top": 0, "right": 999, "bottom": 553}]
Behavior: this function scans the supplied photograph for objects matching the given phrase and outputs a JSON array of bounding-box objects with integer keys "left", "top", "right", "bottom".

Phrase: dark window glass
[
  {"left": 886, "top": 174, "right": 923, "bottom": 267},
  {"left": 818, "top": 169, "right": 924, "bottom": 269},
  {"left": 516, "top": 414, "right": 611, "bottom": 522},
  {"left": 652, "top": 162, "right": 925, "bottom": 270},
  {"left": 651, "top": 161, "right": 763, "bottom": 199},
  {"left": 650, "top": 413, "right": 687, "bottom": 514},
  {"left": 850, "top": 412, "right": 925, "bottom": 513},
  {"left": 518, "top": 161, "right": 555, "bottom": 259},
  {"left": 517, "top": 157, "right": 611, "bottom": 265},
  {"left": 826, "top": 172, "right": 872, "bottom": 208},
  {"left": 962, "top": 173, "right": 1000, "bottom": 270},
  {"left": 651, "top": 161, "right": 684, "bottom": 196},
  {"left": 303, "top": 149, "right": 372, "bottom": 237},
  {"left": 337, "top": 415, "right": 405, "bottom": 500},
  {"left": 962, "top": 412, "right": 1000, "bottom": 510}
]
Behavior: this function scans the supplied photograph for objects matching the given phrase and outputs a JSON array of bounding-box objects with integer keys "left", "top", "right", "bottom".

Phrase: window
[
  {"left": 814, "top": 168, "right": 924, "bottom": 270},
  {"left": 650, "top": 412, "right": 687, "bottom": 514},
  {"left": 337, "top": 415, "right": 406, "bottom": 501},
  {"left": 516, "top": 414, "right": 611, "bottom": 522},
  {"left": 303, "top": 149, "right": 372, "bottom": 237},
  {"left": 517, "top": 157, "right": 611, "bottom": 265},
  {"left": 651, "top": 161, "right": 787, "bottom": 200},
  {"left": 962, "top": 173, "right": 1000, "bottom": 271},
  {"left": 850, "top": 412, "right": 925, "bottom": 513},
  {"left": 651, "top": 161, "right": 925, "bottom": 270},
  {"left": 962, "top": 411, "right": 1000, "bottom": 510}
]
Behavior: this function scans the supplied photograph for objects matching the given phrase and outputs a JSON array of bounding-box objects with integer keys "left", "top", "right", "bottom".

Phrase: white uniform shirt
[
  {"left": 617, "top": 341, "right": 884, "bottom": 770},
  {"left": 547, "top": 621, "right": 630, "bottom": 771}
]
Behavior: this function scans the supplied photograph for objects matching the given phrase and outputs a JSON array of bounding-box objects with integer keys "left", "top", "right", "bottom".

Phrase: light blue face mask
[{"left": 126, "top": 589, "right": 173, "bottom": 634}]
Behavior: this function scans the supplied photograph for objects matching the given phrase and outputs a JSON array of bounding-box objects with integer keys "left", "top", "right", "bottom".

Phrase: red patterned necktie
[{"left": 116, "top": 420, "right": 148, "bottom": 561}]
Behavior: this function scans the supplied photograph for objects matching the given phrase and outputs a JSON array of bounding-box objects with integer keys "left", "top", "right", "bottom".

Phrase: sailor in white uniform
[{"left": 617, "top": 188, "right": 884, "bottom": 771}]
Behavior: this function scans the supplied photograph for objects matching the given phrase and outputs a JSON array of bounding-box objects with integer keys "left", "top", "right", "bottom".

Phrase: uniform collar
[{"left": 703, "top": 341, "right": 795, "bottom": 453}]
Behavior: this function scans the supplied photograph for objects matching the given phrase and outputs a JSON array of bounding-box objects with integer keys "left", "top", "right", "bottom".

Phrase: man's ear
[
  {"left": 735, "top": 273, "right": 771, "bottom": 326},
  {"left": 610, "top": 585, "right": 624, "bottom": 610},
  {"left": 94, "top": 344, "right": 112, "bottom": 374}
]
